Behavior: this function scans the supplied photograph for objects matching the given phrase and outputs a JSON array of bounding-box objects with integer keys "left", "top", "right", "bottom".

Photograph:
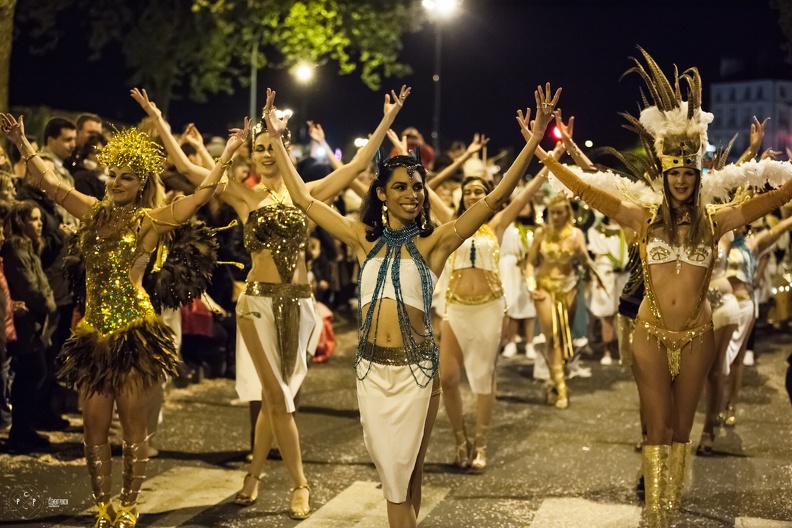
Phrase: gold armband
[
  {"left": 305, "top": 200, "right": 315, "bottom": 214},
  {"left": 23, "top": 152, "right": 39, "bottom": 164},
  {"left": 482, "top": 196, "right": 497, "bottom": 213},
  {"left": 214, "top": 157, "right": 234, "bottom": 170}
]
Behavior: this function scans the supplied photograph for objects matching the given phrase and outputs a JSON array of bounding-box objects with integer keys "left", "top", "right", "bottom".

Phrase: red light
[{"left": 552, "top": 127, "right": 562, "bottom": 140}]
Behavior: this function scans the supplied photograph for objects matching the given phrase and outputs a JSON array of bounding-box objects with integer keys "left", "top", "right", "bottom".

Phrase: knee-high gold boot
[
  {"left": 550, "top": 365, "right": 568, "bottom": 409},
  {"left": 84, "top": 442, "right": 114, "bottom": 528},
  {"left": 115, "top": 437, "right": 150, "bottom": 528},
  {"left": 665, "top": 441, "right": 690, "bottom": 520},
  {"left": 641, "top": 444, "right": 669, "bottom": 528}
]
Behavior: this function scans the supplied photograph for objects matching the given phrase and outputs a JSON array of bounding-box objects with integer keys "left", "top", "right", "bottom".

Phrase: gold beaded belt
[
  {"left": 245, "top": 281, "right": 311, "bottom": 298},
  {"left": 360, "top": 340, "right": 434, "bottom": 366}
]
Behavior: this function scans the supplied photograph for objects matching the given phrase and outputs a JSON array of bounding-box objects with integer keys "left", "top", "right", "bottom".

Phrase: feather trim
[
  {"left": 57, "top": 314, "right": 179, "bottom": 396},
  {"left": 547, "top": 164, "right": 662, "bottom": 208},
  {"left": 703, "top": 159, "right": 792, "bottom": 203}
]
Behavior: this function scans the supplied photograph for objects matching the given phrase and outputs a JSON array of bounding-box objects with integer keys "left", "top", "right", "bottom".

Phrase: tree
[
  {"left": 10, "top": 0, "right": 423, "bottom": 115},
  {"left": 0, "top": 0, "right": 16, "bottom": 114},
  {"left": 771, "top": 0, "right": 792, "bottom": 65}
]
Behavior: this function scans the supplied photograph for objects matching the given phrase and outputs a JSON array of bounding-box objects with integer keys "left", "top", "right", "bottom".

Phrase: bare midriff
[
  {"left": 361, "top": 299, "right": 428, "bottom": 347},
  {"left": 536, "top": 260, "right": 575, "bottom": 284},
  {"left": 449, "top": 267, "right": 498, "bottom": 298},
  {"left": 639, "top": 261, "right": 713, "bottom": 328},
  {"left": 247, "top": 249, "right": 310, "bottom": 285}
]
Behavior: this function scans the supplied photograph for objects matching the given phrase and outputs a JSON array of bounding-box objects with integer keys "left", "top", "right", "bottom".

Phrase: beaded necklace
[{"left": 355, "top": 223, "right": 438, "bottom": 387}]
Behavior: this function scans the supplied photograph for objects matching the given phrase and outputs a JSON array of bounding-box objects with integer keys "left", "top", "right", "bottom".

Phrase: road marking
[
  {"left": 735, "top": 518, "right": 792, "bottom": 528},
  {"left": 299, "top": 480, "right": 449, "bottom": 527},
  {"left": 530, "top": 497, "right": 641, "bottom": 527}
]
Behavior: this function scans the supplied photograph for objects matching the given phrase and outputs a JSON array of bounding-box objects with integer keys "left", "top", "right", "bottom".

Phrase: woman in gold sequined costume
[
  {"left": 263, "top": 84, "right": 560, "bottom": 528},
  {"left": 0, "top": 109, "right": 249, "bottom": 528},
  {"left": 538, "top": 50, "right": 792, "bottom": 528},
  {"left": 133, "top": 86, "right": 411, "bottom": 519},
  {"left": 526, "top": 193, "right": 590, "bottom": 410}
]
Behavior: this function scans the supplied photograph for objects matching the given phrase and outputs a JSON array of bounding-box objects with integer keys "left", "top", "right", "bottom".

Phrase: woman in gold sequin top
[
  {"left": 134, "top": 86, "right": 411, "bottom": 520},
  {"left": 0, "top": 110, "right": 249, "bottom": 528}
]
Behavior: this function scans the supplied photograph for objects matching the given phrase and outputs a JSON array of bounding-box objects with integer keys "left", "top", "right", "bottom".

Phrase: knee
[
  {"left": 262, "top": 388, "right": 289, "bottom": 417},
  {"left": 644, "top": 423, "right": 673, "bottom": 445},
  {"left": 439, "top": 369, "right": 459, "bottom": 390}
]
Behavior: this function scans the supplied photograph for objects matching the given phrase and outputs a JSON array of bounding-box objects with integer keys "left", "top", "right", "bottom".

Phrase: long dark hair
[
  {"left": 360, "top": 154, "right": 434, "bottom": 242},
  {"left": 657, "top": 169, "right": 708, "bottom": 246},
  {"left": 456, "top": 176, "right": 495, "bottom": 218},
  {"left": 6, "top": 200, "right": 43, "bottom": 254}
]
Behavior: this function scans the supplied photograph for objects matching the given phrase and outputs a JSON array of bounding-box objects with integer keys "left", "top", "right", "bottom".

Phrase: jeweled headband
[
  {"left": 97, "top": 128, "right": 165, "bottom": 184},
  {"left": 376, "top": 149, "right": 426, "bottom": 180}
]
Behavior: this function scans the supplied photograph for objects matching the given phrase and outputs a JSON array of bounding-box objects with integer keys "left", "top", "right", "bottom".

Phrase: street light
[
  {"left": 423, "top": 0, "right": 461, "bottom": 155},
  {"left": 293, "top": 62, "right": 315, "bottom": 84},
  {"left": 291, "top": 62, "right": 315, "bottom": 140}
]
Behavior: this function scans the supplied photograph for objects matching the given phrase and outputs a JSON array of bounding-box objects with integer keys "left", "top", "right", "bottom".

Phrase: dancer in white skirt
[
  {"left": 586, "top": 218, "right": 630, "bottom": 365},
  {"left": 133, "top": 87, "right": 410, "bottom": 520},
  {"left": 262, "top": 84, "right": 560, "bottom": 527}
]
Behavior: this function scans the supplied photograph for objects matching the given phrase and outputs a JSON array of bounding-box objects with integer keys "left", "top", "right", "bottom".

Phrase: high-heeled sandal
[
  {"left": 453, "top": 431, "right": 472, "bottom": 469},
  {"left": 470, "top": 431, "right": 488, "bottom": 472},
  {"left": 695, "top": 431, "right": 715, "bottom": 457},
  {"left": 289, "top": 484, "right": 311, "bottom": 520},
  {"left": 233, "top": 473, "right": 260, "bottom": 506},
  {"left": 724, "top": 404, "right": 736, "bottom": 427}
]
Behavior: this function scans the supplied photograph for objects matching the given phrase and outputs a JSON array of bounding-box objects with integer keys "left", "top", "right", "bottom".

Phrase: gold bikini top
[
  {"left": 540, "top": 224, "right": 576, "bottom": 265},
  {"left": 244, "top": 204, "right": 308, "bottom": 282}
]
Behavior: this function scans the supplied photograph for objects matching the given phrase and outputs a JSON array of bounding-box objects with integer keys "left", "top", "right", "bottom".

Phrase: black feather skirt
[{"left": 57, "top": 314, "right": 180, "bottom": 396}]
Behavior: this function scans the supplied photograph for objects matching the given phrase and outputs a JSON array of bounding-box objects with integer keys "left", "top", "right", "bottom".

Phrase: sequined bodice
[
  {"left": 244, "top": 204, "right": 308, "bottom": 282},
  {"left": 81, "top": 215, "right": 155, "bottom": 336}
]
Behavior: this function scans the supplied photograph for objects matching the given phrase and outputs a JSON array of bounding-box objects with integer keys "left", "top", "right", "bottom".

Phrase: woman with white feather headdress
[{"left": 534, "top": 48, "right": 792, "bottom": 528}]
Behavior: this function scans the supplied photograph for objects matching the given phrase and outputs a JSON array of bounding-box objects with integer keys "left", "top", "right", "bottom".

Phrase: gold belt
[
  {"left": 446, "top": 290, "right": 504, "bottom": 305},
  {"left": 359, "top": 340, "right": 434, "bottom": 366},
  {"left": 245, "top": 281, "right": 311, "bottom": 298}
]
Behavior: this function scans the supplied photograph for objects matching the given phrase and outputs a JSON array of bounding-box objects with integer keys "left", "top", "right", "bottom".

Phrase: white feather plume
[
  {"left": 547, "top": 164, "right": 662, "bottom": 208},
  {"left": 703, "top": 159, "right": 792, "bottom": 203},
  {"left": 639, "top": 103, "right": 714, "bottom": 155}
]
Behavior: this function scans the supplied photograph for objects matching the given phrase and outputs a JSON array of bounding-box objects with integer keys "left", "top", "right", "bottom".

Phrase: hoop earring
[{"left": 381, "top": 204, "right": 389, "bottom": 227}]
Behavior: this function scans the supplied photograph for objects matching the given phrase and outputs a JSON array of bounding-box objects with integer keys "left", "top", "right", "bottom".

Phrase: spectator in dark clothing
[
  {"left": 65, "top": 113, "right": 103, "bottom": 175},
  {"left": 2, "top": 201, "right": 56, "bottom": 451},
  {"left": 72, "top": 132, "right": 108, "bottom": 200},
  {"left": 0, "top": 200, "right": 17, "bottom": 430}
]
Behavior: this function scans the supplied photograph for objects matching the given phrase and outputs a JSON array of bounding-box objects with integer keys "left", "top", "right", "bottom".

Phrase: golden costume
[
  {"left": 57, "top": 203, "right": 179, "bottom": 395},
  {"left": 234, "top": 203, "right": 317, "bottom": 413}
]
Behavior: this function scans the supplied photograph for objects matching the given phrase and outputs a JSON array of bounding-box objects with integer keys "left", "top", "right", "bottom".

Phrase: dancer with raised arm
[
  {"left": 133, "top": 85, "right": 410, "bottom": 519},
  {"left": 261, "top": 84, "right": 559, "bottom": 528},
  {"left": 538, "top": 49, "right": 792, "bottom": 527},
  {"left": 0, "top": 112, "right": 249, "bottom": 528}
]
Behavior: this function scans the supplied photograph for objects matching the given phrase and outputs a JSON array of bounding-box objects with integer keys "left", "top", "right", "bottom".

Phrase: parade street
[{"left": 2, "top": 322, "right": 791, "bottom": 528}]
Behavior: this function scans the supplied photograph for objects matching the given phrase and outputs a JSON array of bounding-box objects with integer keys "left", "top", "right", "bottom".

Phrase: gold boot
[
  {"left": 551, "top": 365, "right": 569, "bottom": 409},
  {"left": 665, "top": 441, "right": 690, "bottom": 520},
  {"left": 115, "top": 437, "right": 151, "bottom": 528},
  {"left": 641, "top": 444, "right": 669, "bottom": 528},
  {"left": 84, "top": 442, "right": 114, "bottom": 528}
]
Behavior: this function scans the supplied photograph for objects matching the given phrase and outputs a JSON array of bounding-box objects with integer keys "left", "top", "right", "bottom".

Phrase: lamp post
[
  {"left": 423, "top": 0, "right": 460, "bottom": 155},
  {"left": 291, "top": 62, "right": 315, "bottom": 141}
]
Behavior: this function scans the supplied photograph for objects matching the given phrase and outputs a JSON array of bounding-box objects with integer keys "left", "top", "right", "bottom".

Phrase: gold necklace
[{"left": 258, "top": 183, "right": 289, "bottom": 205}]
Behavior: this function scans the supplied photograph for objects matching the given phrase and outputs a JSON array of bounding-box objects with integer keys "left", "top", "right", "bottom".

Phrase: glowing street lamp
[
  {"left": 354, "top": 137, "right": 369, "bottom": 148},
  {"left": 423, "top": 0, "right": 461, "bottom": 155},
  {"left": 293, "top": 62, "right": 315, "bottom": 85},
  {"left": 584, "top": 140, "right": 594, "bottom": 148}
]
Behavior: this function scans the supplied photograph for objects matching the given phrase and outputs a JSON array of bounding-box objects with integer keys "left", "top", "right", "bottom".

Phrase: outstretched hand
[
  {"left": 307, "top": 121, "right": 326, "bottom": 144},
  {"left": 387, "top": 128, "right": 409, "bottom": 156},
  {"left": 0, "top": 113, "right": 26, "bottom": 145},
  {"left": 749, "top": 116, "right": 769, "bottom": 152},
  {"left": 466, "top": 133, "right": 490, "bottom": 155},
  {"left": 225, "top": 117, "right": 252, "bottom": 155},
  {"left": 383, "top": 85, "right": 411, "bottom": 116},
  {"left": 262, "top": 88, "right": 289, "bottom": 139},
  {"left": 554, "top": 109, "right": 574, "bottom": 141},
  {"left": 130, "top": 88, "right": 162, "bottom": 119},
  {"left": 533, "top": 82, "right": 562, "bottom": 132},
  {"left": 515, "top": 108, "right": 533, "bottom": 143},
  {"left": 182, "top": 123, "right": 204, "bottom": 148}
]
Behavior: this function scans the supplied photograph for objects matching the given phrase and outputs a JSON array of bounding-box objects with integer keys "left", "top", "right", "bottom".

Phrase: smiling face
[
  {"left": 664, "top": 167, "right": 698, "bottom": 206},
  {"left": 107, "top": 166, "right": 142, "bottom": 206},
  {"left": 376, "top": 166, "right": 425, "bottom": 227},
  {"left": 251, "top": 134, "right": 280, "bottom": 178}
]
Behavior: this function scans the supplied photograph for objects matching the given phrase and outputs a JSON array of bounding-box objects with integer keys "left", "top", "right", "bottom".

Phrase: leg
[
  {"left": 81, "top": 390, "right": 116, "bottom": 527},
  {"left": 533, "top": 292, "right": 560, "bottom": 404},
  {"left": 237, "top": 317, "right": 309, "bottom": 517},
  {"left": 600, "top": 315, "right": 615, "bottom": 364},
  {"left": 407, "top": 390, "right": 440, "bottom": 518},
  {"left": 725, "top": 317, "right": 756, "bottom": 426},
  {"left": 439, "top": 320, "right": 470, "bottom": 467},
  {"left": 501, "top": 317, "right": 518, "bottom": 357},
  {"left": 524, "top": 317, "right": 537, "bottom": 358},
  {"left": 471, "top": 376, "right": 496, "bottom": 471},
  {"left": 8, "top": 339, "right": 48, "bottom": 446},
  {"left": 114, "top": 384, "right": 158, "bottom": 527},
  {"left": 698, "top": 324, "right": 735, "bottom": 455}
]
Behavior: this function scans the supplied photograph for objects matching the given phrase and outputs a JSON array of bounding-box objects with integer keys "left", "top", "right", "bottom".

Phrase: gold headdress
[
  {"left": 621, "top": 47, "right": 713, "bottom": 178},
  {"left": 97, "top": 128, "right": 165, "bottom": 184}
]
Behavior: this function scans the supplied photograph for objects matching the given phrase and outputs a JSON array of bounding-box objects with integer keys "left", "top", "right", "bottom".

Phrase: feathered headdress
[
  {"left": 621, "top": 47, "right": 713, "bottom": 178},
  {"left": 97, "top": 128, "right": 165, "bottom": 184}
]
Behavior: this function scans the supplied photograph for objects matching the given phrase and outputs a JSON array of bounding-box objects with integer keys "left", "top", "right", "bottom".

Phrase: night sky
[{"left": 9, "top": 0, "right": 789, "bottom": 171}]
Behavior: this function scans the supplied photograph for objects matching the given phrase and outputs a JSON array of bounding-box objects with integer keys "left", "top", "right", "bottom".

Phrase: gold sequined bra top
[
  {"left": 81, "top": 210, "right": 155, "bottom": 337},
  {"left": 244, "top": 204, "right": 309, "bottom": 282}
]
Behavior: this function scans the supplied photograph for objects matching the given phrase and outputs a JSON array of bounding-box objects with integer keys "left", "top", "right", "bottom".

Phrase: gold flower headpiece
[{"left": 97, "top": 128, "right": 165, "bottom": 184}]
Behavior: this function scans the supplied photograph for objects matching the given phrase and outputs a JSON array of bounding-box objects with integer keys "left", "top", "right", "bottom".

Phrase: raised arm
[
  {"left": 182, "top": 123, "right": 215, "bottom": 169},
  {"left": 554, "top": 110, "right": 596, "bottom": 171},
  {"left": 263, "top": 89, "right": 361, "bottom": 250},
  {"left": 749, "top": 212, "right": 792, "bottom": 256},
  {"left": 426, "top": 134, "right": 490, "bottom": 190},
  {"left": 735, "top": 117, "right": 768, "bottom": 165},
  {"left": 304, "top": 86, "right": 411, "bottom": 203},
  {"left": 307, "top": 121, "right": 343, "bottom": 171},
  {"left": 143, "top": 118, "right": 250, "bottom": 240},
  {"left": 714, "top": 180, "right": 792, "bottom": 236},
  {"left": 490, "top": 167, "right": 550, "bottom": 242},
  {"left": 0, "top": 114, "right": 96, "bottom": 219}
]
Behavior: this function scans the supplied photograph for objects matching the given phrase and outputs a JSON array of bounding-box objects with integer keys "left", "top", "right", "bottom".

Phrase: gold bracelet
[
  {"left": 38, "top": 168, "right": 54, "bottom": 191},
  {"left": 482, "top": 196, "right": 497, "bottom": 213},
  {"left": 452, "top": 221, "right": 465, "bottom": 241},
  {"left": 195, "top": 181, "right": 221, "bottom": 192},
  {"left": 57, "top": 187, "right": 74, "bottom": 205},
  {"left": 305, "top": 200, "right": 315, "bottom": 214},
  {"left": 214, "top": 157, "right": 234, "bottom": 170},
  {"left": 23, "top": 152, "right": 39, "bottom": 164}
]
